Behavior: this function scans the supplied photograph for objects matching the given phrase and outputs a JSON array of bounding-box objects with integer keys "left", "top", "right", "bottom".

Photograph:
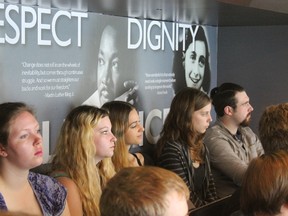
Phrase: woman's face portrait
[{"left": 184, "top": 40, "right": 206, "bottom": 90}]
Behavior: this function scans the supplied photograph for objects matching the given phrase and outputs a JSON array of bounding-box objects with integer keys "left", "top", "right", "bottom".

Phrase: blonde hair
[
  {"left": 51, "top": 105, "right": 115, "bottom": 216},
  {"left": 102, "top": 101, "right": 136, "bottom": 172}
]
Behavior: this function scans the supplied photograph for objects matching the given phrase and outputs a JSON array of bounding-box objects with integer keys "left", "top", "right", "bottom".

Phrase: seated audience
[
  {"left": 240, "top": 151, "right": 288, "bottom": 216},
  {"left": 100, "top": 166, "right": 190, "bottom": 216},
  {"left": 102, "top": 101, "right": 145, "bottom": 172},
  {"left": 155, "top": 87, "right": 218, "bottom": 208},
  {"left": 50, "top": 105, "right": 117, "bottom": 216},
  {"left": 0, "top": 102, "right": 70, "bottom": 215},
  {"left": 204, "top": 82, "right": 263, "bottom": 198}
]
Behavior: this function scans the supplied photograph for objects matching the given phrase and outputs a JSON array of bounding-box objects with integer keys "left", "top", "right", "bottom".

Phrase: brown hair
[
  {"left": 102, "top": 101, "right": 135, "bottom": 172},
  {"left": 0, "top": 102, "right": 34, "bottom": 147},
  {"left": 156, "top": 87, "right": 211, "bottom": 162}
]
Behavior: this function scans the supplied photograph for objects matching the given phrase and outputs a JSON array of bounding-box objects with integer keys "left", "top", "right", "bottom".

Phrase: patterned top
[
  {"left": 0, "top": 172, "right": 67, "bottom": 216},
  {"left": 156, "top": 141, "right": 218, "bottom": 208}
]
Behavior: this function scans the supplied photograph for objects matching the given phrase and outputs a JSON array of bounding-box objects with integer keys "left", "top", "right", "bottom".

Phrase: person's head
[
  {"left": 97, "top": 23, "right": 132, "bottom": 105},
  {"left": 51, "top": 105, "right": 117, "bottom": 215},
  {"left": 102, "top": 101, "right": 144, "bottom": 172},
  {"left": 102, "top": 101, "right": 144, "bottom": 146},
  {"left": 174, "top": 25, "right": 211, "bottom": 94},
  {"left": 100, "top": 166, "right": 189, "bottom": 216},
  {"left": 210, "top": 82, "right": 253, "bottom": 126},
  {"left": 157, "top": 87, "right": 212, "bottom": 161},
  {"left": 240, "top": 150, "right": 288, "bottom": 216},
  {"left": 258, "top": 103, "right": 288, "bottom": 154},
  {"left": 0, "top": 102, "right": 43, "bottom": 170},
  {"left": 52, "top": 105, "right": 116, "bottom": 168}
]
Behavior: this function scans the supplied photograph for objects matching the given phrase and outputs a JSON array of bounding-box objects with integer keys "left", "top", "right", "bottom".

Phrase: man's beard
[{"left": 240, "top": 114, "right": 251, "bottom": 127}]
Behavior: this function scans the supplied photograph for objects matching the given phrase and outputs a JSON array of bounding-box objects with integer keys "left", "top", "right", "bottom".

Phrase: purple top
[{"left": 0, "top": 172, "right": 67, "bottom": 216}]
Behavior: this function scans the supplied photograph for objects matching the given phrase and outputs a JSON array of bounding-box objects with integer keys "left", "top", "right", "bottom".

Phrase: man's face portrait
[{"left": 97, "top": 25, "right": 125, "bottom": 105}]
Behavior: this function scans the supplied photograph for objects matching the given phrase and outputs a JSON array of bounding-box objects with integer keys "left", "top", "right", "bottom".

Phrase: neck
[
  {"left": 0, "top": 162, "right": 29, "bottom": 189},
  {"left": 220, "top": 117, "right": 239, "bottom": 135}
]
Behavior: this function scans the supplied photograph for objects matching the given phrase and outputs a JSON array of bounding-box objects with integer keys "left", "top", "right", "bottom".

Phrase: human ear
[
  {"left": 0, "top": 144, "right": 8, "bottom": 157},
  {"left": 224, "top": 106, "right": 233, "bottom": 116}
]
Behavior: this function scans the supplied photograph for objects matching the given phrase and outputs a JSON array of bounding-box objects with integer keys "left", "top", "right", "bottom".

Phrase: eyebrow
[
  {"left": 98, "top": 49, "right": 120, "bottom": 60},
  {"left": 129, "top": 120, "right": 139, "bottom": 126}
]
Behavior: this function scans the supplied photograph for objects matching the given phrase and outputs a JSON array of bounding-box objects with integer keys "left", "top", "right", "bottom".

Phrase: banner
[{"left": 0, "top": 3, "right": 217, "bottom": 161}]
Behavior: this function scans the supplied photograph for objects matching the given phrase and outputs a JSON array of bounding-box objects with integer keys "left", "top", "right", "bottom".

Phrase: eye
[
  {"left": 19, "top": 133, "right": 28, "bottom": 139},
  {"left": 112, "top": 59, "right": 119, "bottom": 71},
  {"left": 199, "top": 56, "right": 205, "bottom": 67},
  {"left": 98, "top": 56, "right": 104, "bottom": 66},
  {"left": 190, "top": 51, "right": 196, "bottom": 61},
  {"left": 101, "top": 130, "right": 109, "bottom": 135},
  {"left": 130, "top": 123, "right": 137, "bottom": 129}
]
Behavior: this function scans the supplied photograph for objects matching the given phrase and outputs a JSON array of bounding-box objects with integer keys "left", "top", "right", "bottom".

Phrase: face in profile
[
  {"left": 97, "top": 25, "right": 126, "bottom": 105},
  {"left": 124, "top": 109, "right": 144, "bottom": 145},
  {"left": 93, "top": 116, "right": 117, "bottom": 162},
  {"left": 192, "top": 103, "right": 212, "bottom": 134},
  {"left": 184, "top": 40, "right": 206, "bottom": 90}
]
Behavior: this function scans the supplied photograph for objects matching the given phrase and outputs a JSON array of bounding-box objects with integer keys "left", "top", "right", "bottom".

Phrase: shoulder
[
  {"left": 160, "top": 141, "right": 184, "bottom": 155},
  {"left": 29, "top": 172, "right": 67, "bottom": 215},
  {"left": 55, "top": 176, "right": 79, "bottom": 194},
  {"left": 0, "top": 193, "right": 7, "bottom": 211},
  {"left": 240, "top": 126, "right": 256, "bottom": 136},
  {"left": 157, "top": 141, "right": 186, "bottom": 163},
  {"left": 133, "top": 152, "right": 145, "bottom": 166}
]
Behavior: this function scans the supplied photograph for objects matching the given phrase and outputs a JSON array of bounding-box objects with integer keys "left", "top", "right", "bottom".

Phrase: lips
[
  {"left": 34, "top": 150, "right": 43, "bottom": 156},
  {"left": 189, "top": 72, "right": 202, "bottom": 84}
]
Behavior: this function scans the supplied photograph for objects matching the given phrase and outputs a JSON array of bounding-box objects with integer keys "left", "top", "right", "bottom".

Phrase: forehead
[
  {"left": 9, "top": 111, "right": 37, "bottom": 131},
  {"left": 128, "top": 109, "right": 138, "bottom": 121},
  {"left": 235, "top": 91, "right": 249, "bottom": 104},
  {"left": 100, "top": 26, "right": 118, "bottom": 50},
  {"left": 96, "top": 116, "right": 111, "bottom": 129},
  {"left": 186, "top": 40, "right": 206, "bottom": 56}
]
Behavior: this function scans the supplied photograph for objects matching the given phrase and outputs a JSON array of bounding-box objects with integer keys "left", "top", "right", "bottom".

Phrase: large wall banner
[{"left": 0, "top": 2, "right": 217, "bottom": 161}]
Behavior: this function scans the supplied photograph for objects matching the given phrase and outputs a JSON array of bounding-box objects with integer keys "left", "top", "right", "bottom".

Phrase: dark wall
[{"left": 217, "top": 25, "right": 288, "bottom": 134}]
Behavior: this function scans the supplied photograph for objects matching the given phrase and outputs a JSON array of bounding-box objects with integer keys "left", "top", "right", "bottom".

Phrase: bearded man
[{"left": 204, "top": 83, "right": 264, "bottom": 198}]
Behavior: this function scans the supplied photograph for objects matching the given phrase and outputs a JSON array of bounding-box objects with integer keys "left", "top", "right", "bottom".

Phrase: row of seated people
[{"left": 1, "top": 82, "right": 288, "bottom": 216}]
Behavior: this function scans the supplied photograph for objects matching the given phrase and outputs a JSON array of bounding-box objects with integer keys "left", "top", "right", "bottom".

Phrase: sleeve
[
  {"left": 244, "top": 127, "right": 264, "bottom": 156},
  {"left": 204, "top": 131, "right": 248, "bottom": 186},
  {"left": 203, "top": 148, "right": 219, "bottom": 202},
  {"left": 157, "top": 142, "right": 207, "bottom": 208},
  {"left": 30, "top": 172, "right": 67, "bottom": 216}
]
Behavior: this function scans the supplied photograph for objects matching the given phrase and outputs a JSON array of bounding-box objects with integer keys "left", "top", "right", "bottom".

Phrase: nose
[
  {"left": 249, "top": 103, "right": 254, "bottom": 112},
  {"left": 111, "top": 132, "right": 117, "bottom": 143},
  {"left": 138, "top": 124, "right": 145, "bottom": 132},
  {"left": 33, "top": 132, "right": 43, "bottom": 146},
  {"left": 100, "top": 63, "right": 112, "bottom": 83},
  {"left": 208, "top": 114, "right": 213, "bottom": 123},
  {"left": 192, "top": 63, "right": 199, "bottom": 76}
]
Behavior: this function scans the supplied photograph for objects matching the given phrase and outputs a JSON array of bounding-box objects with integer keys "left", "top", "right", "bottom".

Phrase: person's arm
[
  {"left": 61, "top": 201, "right": 71, "bottom": 216},
  {"left": 157, "top": 142, "right": 207, "bottom": 207},
  {"left": 57, "top": 177, "right": 83, "bottom": 216},
  {"left": 204, "top": 135, "right": 248, "bottom": 186},
  {"left": 244, "top": 127, "right": 264, "bottom": 156}
]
